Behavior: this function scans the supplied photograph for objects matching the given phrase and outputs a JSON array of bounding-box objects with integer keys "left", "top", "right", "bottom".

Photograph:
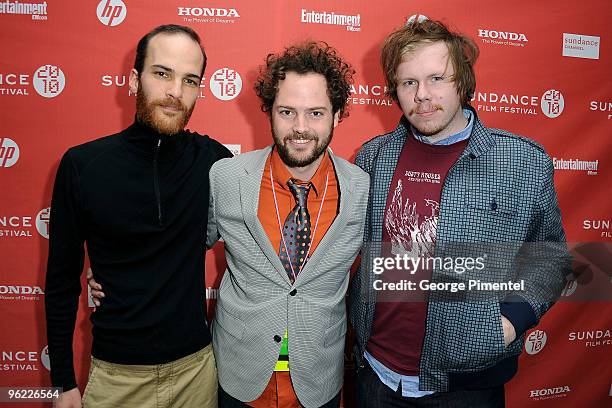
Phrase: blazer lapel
[
  {"left": 239, "top": 147, "right": 292, "bottom": 286},
  {"left": 295, "top": 152, "right": 355, "bottom": 283}
]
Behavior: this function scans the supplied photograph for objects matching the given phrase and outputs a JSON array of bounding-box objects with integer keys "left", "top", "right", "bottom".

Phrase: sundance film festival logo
[
  {"left": 36, "top": 207, "right": 50, "bottom": 239},
  {"left": 1, "top": 65, "right": 65, "bottom": 97},
  {"left": 529, "top": 385, "right": 570, "bottom": 401},
  {"left": 478, "top": 28, "right": 528, "bottom": 48},
  {"left": 473, "top": 89, "right": 564, "bottom": 118},
  {"left": 583, "top": 219, "right": 611, "bottom": 239},
  {"left": 33, "top": 65, "right": 65, "bottom": 98},
  {"left": 590, "top": 100, "right": 612, "bottom": 120},
  {"left": 0, "top": 207, "right": 49, "bottom": 238},
  {"left": 178, "top": 7, "right": 240, "bottom": 24},
  {"left": 0, "top": 137, "right": 20, "bottom": 168},
  {"left": 0, "top": 0, "right": 48, "bottom": 20},
  {"left": 96, "top": 0, "right": 126, "bottom": 27},
  {"left": 541, "top": 89, "right": 564, "bottom": 118},
  {"left": 350, "top": 84, "right": 393, "bottom": 107},
  {"left": 210, "top": 68, "right": 242, "bottom": 101},
  {"left": 568, "top": 329, "right": 611, "bottom": 348},
  {"left": 0, "top": 285, "right": 44, "bottom": 301},
  {"left": 525, "top": 329, "right": 547, "bottom": 355},
  {"left": 0, "top": 347, "right": 49, "bottom": 371}
]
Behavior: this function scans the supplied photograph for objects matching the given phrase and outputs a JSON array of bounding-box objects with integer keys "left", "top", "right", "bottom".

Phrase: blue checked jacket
[{"left": 349, "top": 109, "right": 571, "bottom": 392}]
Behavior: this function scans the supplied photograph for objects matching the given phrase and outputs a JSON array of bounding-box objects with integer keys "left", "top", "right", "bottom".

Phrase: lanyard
[{"left": 270, "top": 160, "right": 329, "bottom": 282}]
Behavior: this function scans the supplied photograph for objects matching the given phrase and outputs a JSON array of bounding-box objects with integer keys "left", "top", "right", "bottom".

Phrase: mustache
[
  {"left": 283, "top": 131, "right": 316, "bottom": 141},
  {"left": 152, "top": 97, "right": 186, "bottom": 112},
  {"left": 411, "top": 104, "right": 444, "bottom": 114}
]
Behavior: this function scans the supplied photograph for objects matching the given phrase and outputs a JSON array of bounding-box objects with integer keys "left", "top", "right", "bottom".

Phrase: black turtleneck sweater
[{"left": 45, "top": 121, "right": 232, "bottom": 391}]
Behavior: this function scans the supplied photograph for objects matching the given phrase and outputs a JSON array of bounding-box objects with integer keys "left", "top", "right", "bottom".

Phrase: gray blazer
[{"left": 208, "top": 146, "right": 369, "bottom": 407}]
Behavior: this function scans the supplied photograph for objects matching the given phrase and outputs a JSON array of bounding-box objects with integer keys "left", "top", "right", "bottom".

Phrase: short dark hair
[
  {"left": 381, "top": 19, "right": 479, "bottom": 106},
  {"left": 134, "top": 24, "right": 207, "bottom": 78},
  {"left": 254, "top": 41, "right": 355, "bottom": 121}
]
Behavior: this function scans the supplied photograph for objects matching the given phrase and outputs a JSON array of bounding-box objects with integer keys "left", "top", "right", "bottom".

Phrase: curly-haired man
[{"left": 208, "top": 42, "right": 369, "bottom": 407}]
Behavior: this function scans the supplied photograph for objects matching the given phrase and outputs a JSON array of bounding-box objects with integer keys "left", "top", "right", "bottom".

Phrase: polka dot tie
[{"left": 279, "top": 179, "right": 312, "bottom": 282}]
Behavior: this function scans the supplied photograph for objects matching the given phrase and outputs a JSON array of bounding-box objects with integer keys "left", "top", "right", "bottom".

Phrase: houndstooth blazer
[
  {"left": 349, "top": 109, "right": 571, "bottom": 392},
  {"left": 208, "top": 146, "right": 369, "bottom": 407}
]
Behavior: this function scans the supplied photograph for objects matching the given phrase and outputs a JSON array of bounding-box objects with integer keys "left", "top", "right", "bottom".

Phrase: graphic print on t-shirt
[{"left": 385, "top": 177, "right": 438, "bottom": 258}]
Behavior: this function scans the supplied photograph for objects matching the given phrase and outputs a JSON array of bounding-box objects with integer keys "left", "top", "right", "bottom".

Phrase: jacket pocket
[
  {"left": 214, "top": 302, "right": 246, "bottom": 340},
  {"left": 436, "top": 302, "right": 506, "bottom": 370},
  {"left": 465, "top": 189, "right": 518, "bottom": 217},
  {"left": 323, "top": 316, "right": 347, "bottom": 348}
]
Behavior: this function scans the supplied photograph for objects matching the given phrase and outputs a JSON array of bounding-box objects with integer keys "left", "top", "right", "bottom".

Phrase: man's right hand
[
  {"left": 54, "top": 388, "right": 82, "bottom": 408},
  {"left": 86, "top": 268, "right": 105, "bottom": 309}
]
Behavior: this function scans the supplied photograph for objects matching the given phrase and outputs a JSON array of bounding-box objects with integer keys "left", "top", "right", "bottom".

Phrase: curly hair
[
  {"left": 381, "top": 19, "right": 479, "bottom": 106},
  {"left": 254, "top": 41, "right": 355, "bottom": 120}
]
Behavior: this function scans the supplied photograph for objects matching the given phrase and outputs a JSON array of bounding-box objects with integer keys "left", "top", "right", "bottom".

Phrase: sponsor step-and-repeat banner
[{"left": 1, "top": 1, "right": 610, "bottom": 407}]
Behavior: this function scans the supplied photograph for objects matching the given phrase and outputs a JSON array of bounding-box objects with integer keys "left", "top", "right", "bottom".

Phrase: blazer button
[
  {"left": 469, "top": 153, "right": 476, "bottom": 160},
  {"left": 289, "top": 289, "right": 297, "bottom": 296},
  {"left": 274, "top": 335, "right": 282, "bottom": 343},
  {"left": 491, "top": 201, "right": 498, "bottom": 211}
]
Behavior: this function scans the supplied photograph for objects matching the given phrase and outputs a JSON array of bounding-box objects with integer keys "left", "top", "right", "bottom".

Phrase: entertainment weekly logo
[
  {"left": 0, "top": 0, "right": 47, "bottom": 20},
  {"left": 478, "top": 28, "right": 528, "bottom": 48},
  {"left": 0, "top": 207, "right": 49, "bottom": 239},
  {"left": 301, "top": 8, "right": 361, "bottom": 32},
  {"left": 177, "top": 7, "right": 240, "bottom": 24},
  {"left": 0, "top": 284, "right": 44, "bottom": 301},
  {"left": 0, "top": 346, "right": 50, "bottom": 372},
  {"left": 529, "top": 385, "right": 571, "bottom": 401},
  {"left": 472, "top": 89, "right": 564, "bottom": 118},
  {"left": 0, "top": 64, "right": 65, "bottom": 97},
  {"left": 96, "top": 0, "right": 127, "bottom": 27},
  {"left": 349, "top": 83, "right": 393, "bottom": 107},
  {"left": 524, "top": 329, "right": 547, "bottom": 355},
  {"left": 100, "top": 74, "right": 208, "bottom": 98},
  {"left": 563, "top": 33, "right": 600, "bottom": 60},
  {"left": 553, "top": 157, "right": 598, "bottom": 176},
  {"left": 0, "top": 137, "right": 20, "bottom": 168},
  {"left": 568, "top": 329, "right": 611, "bottom": 348}
]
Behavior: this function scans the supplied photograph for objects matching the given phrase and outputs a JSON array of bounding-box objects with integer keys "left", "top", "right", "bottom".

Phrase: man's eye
[
  {"left": 432, "top": 76, "right": 445, "bottom": 82},
  {"left": 184, "top": 78, "right": 198, "bottom": 86},
  {"left": 403, "top": 80, "right": 417, "bottom": 87},
  {"left": 280, "top": 110, "right": 293, "bottom": 116},
  {"left": 311, "top": 111, "right": 323, "bottom": 117},
  {"left": 155, "top": 71, "right": 169, "bottom": 78}
]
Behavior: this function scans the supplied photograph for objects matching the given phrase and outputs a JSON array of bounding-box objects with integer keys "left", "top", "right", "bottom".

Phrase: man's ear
[
  {"left": 333, "top": 111, "right": 340, "bottom": 128},
  {"left": 128, "top": 69, "right": 139, "bottom": 95}
]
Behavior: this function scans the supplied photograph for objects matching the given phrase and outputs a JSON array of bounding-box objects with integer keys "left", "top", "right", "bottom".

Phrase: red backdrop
[{"left": 1, "top": 1, "right": 610, "bottom": 407}]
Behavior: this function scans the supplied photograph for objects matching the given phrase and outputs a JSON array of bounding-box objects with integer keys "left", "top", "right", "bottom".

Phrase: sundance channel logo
[
  {"left": 209, "top": 68, "right": 242, "bottom": 101},
  {"left": 524, "top": 329, "right": 547, "bottom": 355},
  {"left": 0, "top": 207, "right": 49, "bottom": 239},
  {"left": 101, "top": 74, "right": 208, "bottom": 98}
]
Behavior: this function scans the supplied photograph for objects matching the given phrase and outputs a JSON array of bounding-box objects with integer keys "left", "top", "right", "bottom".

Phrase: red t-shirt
[{"left": 366, "top": 135, "right": 468, "bottom": 375}]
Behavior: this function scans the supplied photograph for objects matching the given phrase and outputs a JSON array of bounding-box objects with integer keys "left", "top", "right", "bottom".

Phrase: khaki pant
[{"left": 82, "top": 344, "right": 217, "bottom": 408}]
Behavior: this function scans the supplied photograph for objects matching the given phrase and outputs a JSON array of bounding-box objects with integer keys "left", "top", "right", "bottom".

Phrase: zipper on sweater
[{"left": 153, "top": 137, "right": 162, "bottom": 226}]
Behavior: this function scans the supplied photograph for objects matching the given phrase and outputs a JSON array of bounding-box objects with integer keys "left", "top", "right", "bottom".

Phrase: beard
[
  {"left": 136, "top": 85, "right": 195, "bottom": 136},
  {"left": 272, "top": 126, "right": 333, "bottom": 168}
]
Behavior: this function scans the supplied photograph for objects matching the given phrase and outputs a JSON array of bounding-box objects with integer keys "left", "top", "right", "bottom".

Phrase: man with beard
[
  {"left": 207, "top": 42, "right": 369, "bottom": 407},
  {"left": 349, "top": 19, "right": 570, "bottom": 407},
  {"left": 45, "top": 25, "right": 231, "bottom": 408}
]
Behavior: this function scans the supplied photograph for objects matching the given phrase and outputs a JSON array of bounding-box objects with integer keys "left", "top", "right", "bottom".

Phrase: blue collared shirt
[
  {"left": 411, "top": 108, "right": 474, "bottom": 145},
  {"left": 365, "top": 108, "right": 474, "bottom": 398}
]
